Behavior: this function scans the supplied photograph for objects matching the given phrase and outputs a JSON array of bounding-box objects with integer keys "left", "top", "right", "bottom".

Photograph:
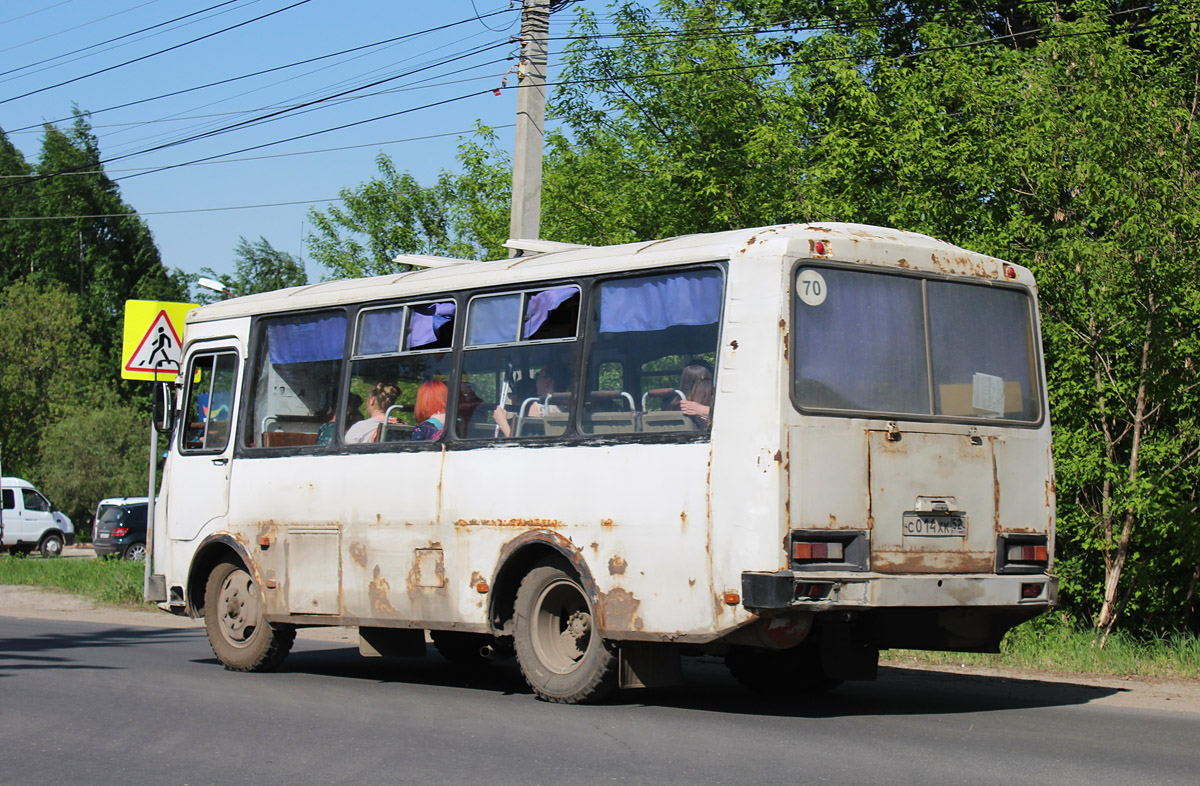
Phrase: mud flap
[{"left": 618, "top": 643, "right": 682, "bottom": 689}]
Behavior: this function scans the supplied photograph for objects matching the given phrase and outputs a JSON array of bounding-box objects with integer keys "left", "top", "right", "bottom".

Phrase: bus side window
[
  {"left": 246, "top": 311, "right": 346, "bottom": 449},
  {"left": 582, "top": 269, "right": 723, "bottom": 434},
  {"left": 458, "top": 287, "right": 581, "bottom": 440},
  {"left": 349, "top": 301, "right": 455, "bottom": 445},
  {"left": 181, "top": 351, "right": 239, "bottom": 453}
]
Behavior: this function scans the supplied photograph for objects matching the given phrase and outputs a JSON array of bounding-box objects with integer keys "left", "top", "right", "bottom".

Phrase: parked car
[
  {"left": 1, "top": 477, "right": 75, "bottom": 557},
  {"left": 92, "top": 499, "right": 150, "bottom": 560}
]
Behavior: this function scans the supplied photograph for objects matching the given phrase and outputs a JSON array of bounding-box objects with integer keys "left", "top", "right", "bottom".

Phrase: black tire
[
  {"left": 123, "top": 542, "right": 147, "bottom": 561},
  {"left": 38, "top": 533, "right": 64, "bottom": 558},
  {"left": 431, "top": 631, "right": 500, "bottom": 666},
  {"left": 204, "top": 560, "right": 295, "bottom": 672},
  {"left": 725, "top": 640, "right": 842, "bottom": 698},
  {"left": 513, "top": 564, "right": 617, "bottom": 704}
]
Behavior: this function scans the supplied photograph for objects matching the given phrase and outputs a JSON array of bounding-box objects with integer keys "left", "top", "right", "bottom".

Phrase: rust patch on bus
[
  {"left": 931, "top": 253, "right": 995, "bottom": 280},
  {"left": 608, "top": 555, "right": 627, "bottom": 575},
  {"left": 349, "top": 542, "right": 367, "bottom": 568},
  {"left": 992, "top": 442, "right": 1002, "bottom": 532},
  {"left": 873, "top": 551, "right": 994, "bottom": 574},
  {"left": 368, "top": 566, "right": 396, "bottom": 614},
  {"left": 896, "top": 258, "right": 910, "bottom": 269},
  {"left": 601, "top": 518, "right": 613, "bottom": 529},
  {"left": 471, "top": 571, "right": 487, "bottom": 589},
  {"left": 598, "top": 587, "right": 639, "bottom": 630},
  {"left": 679, "top": 510, "right": 687, "bottom": 531},
  {"left": 455, "top": 518, "right": 564, "bottom": 528}
]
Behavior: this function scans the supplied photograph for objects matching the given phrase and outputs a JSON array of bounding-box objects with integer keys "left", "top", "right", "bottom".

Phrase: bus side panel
[{"left": 440, "top": 442, "right": 715, "bottom": 639}]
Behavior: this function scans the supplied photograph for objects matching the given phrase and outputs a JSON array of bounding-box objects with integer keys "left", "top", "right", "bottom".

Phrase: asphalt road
[{"left": 1, "top": 616, "right": 1197, "bottom": 786}]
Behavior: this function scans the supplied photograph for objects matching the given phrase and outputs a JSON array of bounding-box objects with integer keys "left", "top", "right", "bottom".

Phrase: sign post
[{"left": 121, "top": 300, "right": 197, "bottom": 602}]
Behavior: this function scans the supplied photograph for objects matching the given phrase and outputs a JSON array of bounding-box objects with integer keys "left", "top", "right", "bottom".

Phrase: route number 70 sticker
[{"left": 797, "top": 269, "right": 828, "bottom": 306}]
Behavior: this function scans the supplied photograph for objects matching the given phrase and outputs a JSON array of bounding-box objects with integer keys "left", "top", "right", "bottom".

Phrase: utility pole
[{"left": 509, "top": 0, "right": 550, "bottom": 255}]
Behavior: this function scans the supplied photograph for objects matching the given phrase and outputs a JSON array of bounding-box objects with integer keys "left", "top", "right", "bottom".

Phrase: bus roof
[{"left": 188, "top": 222, "right": 1018, "bottom": 323}]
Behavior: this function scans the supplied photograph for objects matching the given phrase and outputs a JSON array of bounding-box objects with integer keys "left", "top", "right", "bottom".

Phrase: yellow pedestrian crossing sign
[{"left": 121, "top": 300, "right": 197, "bottom": 381}]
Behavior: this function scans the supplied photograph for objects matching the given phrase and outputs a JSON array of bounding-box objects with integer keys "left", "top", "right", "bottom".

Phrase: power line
[
  {"left": 0, "top": 0, "right": 316, "bottom": 106},
  {"left": 3, "top": 6, "right": 518, "bottom": 134},
  {"left": 0, "top": 0, "right": 81, "bottom": 28},
  {"left": 0, "top": 0, "right": 243, "bottom": 81},
  {"left": 0, "top": 124, "right": 515, "bottom": 178}
]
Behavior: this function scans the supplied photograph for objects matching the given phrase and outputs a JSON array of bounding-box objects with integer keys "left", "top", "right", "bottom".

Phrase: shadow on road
[
  {"left": 0, "top": 625, "right": 198, "bottom": 677},
  {"left": 261, "top": 643, "right": 1124, "bottom": 717}
]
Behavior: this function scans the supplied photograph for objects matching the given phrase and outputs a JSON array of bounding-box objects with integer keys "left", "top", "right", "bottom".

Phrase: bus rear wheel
[
  {"left": 514, "top": 565, "right": 616, "bottom": 704},
  {"left": 204, "top": 560, "right": 295, "bottom": 672}
]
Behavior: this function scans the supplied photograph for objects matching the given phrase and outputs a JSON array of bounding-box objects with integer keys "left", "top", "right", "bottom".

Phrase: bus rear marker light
[{"left": 723, "top": 592, "right": 740, "bottom": 606}]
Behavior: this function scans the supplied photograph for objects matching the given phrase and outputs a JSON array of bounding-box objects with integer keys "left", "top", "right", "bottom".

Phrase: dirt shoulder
[{"left": 2, "top": 584, "right": 1197, "bottom": 713}]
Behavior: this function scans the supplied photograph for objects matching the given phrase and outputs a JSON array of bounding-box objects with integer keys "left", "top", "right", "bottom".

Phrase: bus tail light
[
  {"left": 1007, "top": 544, "right": 1048, "bottom": 563},
  {"left": 996, "top": 534, "right": 1050, "bottom": 574},
  {"left": 795, "top": 582, "right": 832, "bottom": 600},
  {"left": 1021, "top": 582, "right": 1045, "bottom": 599},
  {"left": 793, "top": 541, "right": 844, "bottom": 561},
  {"left": 788, "top": 531, "right": 868, "bottom": 571}
]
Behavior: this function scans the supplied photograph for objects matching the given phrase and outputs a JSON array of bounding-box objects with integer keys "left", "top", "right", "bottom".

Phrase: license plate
[{"left": 902, "top": 513, "right": 967, "bottom": 537}]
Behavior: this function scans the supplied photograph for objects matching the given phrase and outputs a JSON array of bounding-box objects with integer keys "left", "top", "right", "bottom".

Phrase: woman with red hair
[{"left": 411, "top": 379, "right": 448, "bottom": 441}]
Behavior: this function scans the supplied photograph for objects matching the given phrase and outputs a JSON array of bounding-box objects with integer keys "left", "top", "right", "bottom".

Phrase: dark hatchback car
[{"left": 92, "top": 502, "right": 148, "bottom": 560}]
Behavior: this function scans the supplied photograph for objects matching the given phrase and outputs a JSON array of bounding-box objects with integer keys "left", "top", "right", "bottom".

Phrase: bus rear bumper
[{"left": 741, "top": 570, "right": 1058, "bottom": 612}]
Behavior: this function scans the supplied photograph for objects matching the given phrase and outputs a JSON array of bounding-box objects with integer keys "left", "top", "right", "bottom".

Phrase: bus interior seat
[
  {"left": 640, "top": 411, "right": 696, "bottom": 432},
  {"left": 262, "top": 431, "right": 318, "bottom": 448}
]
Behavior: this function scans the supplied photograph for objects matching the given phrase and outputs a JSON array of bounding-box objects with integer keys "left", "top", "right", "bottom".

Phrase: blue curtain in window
[
  {"left": 523, "top": 287, "right": 577, "bottom": 337},
  {"left": 597, "top": 271, "right": 722, "bottom": 334},
  {"left": 407, "top": 301, "right": 456, "bottom": 349},
  {"left": 358, "top": 308, "right": 403, "bottom": 356},
  {"left": 467, "top": 294, "right": 520, "bottom": 345},
  {"left": 267, "top": 313, "right": 347, "bottom": 364}
]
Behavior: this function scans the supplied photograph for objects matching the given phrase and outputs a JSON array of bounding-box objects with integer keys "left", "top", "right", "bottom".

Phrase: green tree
[
  {"left": 36, "top": 404, "right": 151, "bottom": 536},
  {"left": 0, "top": 280, "right": 105, "bottom": 479},
  {"left": 187, "top": 235, "right": 309, "bottom": 304},
  {"left": 307, "top": 137, "right": 510, "bottom": 277}
]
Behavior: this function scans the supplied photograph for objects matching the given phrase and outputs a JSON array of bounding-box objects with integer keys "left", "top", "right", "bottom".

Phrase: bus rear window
[{"left": 793, "top": 267, "right": 1039, "bottom": 422}]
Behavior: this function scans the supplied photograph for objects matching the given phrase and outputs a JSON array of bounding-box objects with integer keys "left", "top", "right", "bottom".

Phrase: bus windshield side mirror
[{"left": 153, "top": 381, "right": 175, "bottom": 434}]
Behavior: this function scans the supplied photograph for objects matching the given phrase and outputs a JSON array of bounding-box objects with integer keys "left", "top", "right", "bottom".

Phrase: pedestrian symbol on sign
[{"left": 124, "top": 310, "right": 184, "bottom": 377}]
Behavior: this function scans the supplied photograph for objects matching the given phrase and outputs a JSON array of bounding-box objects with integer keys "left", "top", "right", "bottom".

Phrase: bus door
[{"left": 167, "top": 343, "right": 242, "bottom": 542}]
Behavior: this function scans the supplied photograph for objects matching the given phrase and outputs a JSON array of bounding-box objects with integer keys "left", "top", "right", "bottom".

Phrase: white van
[{"left": 1, "top": 477, "right": 74, "bottom": 557}]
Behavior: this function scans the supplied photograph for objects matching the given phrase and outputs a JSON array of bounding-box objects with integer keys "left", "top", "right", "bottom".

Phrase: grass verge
[
  {"left": 885, "top": 613, "right": 1200, "bottom": 681},
  {"left": 0, "top": 553, "right": 150, "bottom": 607}
]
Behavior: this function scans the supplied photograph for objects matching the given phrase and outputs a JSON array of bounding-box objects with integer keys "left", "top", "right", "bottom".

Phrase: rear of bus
[{"left": 740, "top": 227, "right": 1055, "bottom": 678}]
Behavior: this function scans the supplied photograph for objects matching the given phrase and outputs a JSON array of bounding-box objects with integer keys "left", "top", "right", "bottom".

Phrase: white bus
[{"left": 149, "top": 223, "right": 1056, "bottom": 703}]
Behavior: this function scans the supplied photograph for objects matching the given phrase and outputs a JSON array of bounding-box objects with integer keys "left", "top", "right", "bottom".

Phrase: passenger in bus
[
  {"left": 411, "top": 379, "right": 448, "bottom": 441},
  {"left": 344, "top": 383, "right": 399, "bottom": 443},
  {"left": 677, "top": 361, "right": 714, "bottom": 427},
  {"left": 316, "top": 393, "right": 362, "bottom": 445},
  {"left": 492, "top": 363, "right": 568, "bottom": 437}
]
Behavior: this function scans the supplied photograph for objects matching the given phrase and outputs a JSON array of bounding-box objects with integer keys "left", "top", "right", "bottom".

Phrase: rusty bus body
[{"left": 150, "top": 223, "right": 1056, "bottom": 702}]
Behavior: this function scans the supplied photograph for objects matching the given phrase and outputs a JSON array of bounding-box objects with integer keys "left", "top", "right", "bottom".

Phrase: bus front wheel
[
  {"left": 204, "top": 560, "right": 295, "bottom": 672},
  {"left": 514, "top": 564, "right": 617, "bottom": 704}
]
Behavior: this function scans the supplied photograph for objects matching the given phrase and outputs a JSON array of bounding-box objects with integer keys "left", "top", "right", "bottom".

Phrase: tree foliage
[
  {"left": 36, "top": 405, "right": 152, "bottom": 535},
  {"left": 306, "top": 0, "right": 1200, "bottom": 634},
  {"left": 0, "top": 280, "right": 104, "bottom": 478},
  {"left": 187, "top": 235, "right": 309, "bottom": 305}
]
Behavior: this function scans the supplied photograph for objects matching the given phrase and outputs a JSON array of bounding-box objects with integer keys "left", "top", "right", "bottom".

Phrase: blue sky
[{"left": 1, "top": 0, "right": 620, "bottom": 284}]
